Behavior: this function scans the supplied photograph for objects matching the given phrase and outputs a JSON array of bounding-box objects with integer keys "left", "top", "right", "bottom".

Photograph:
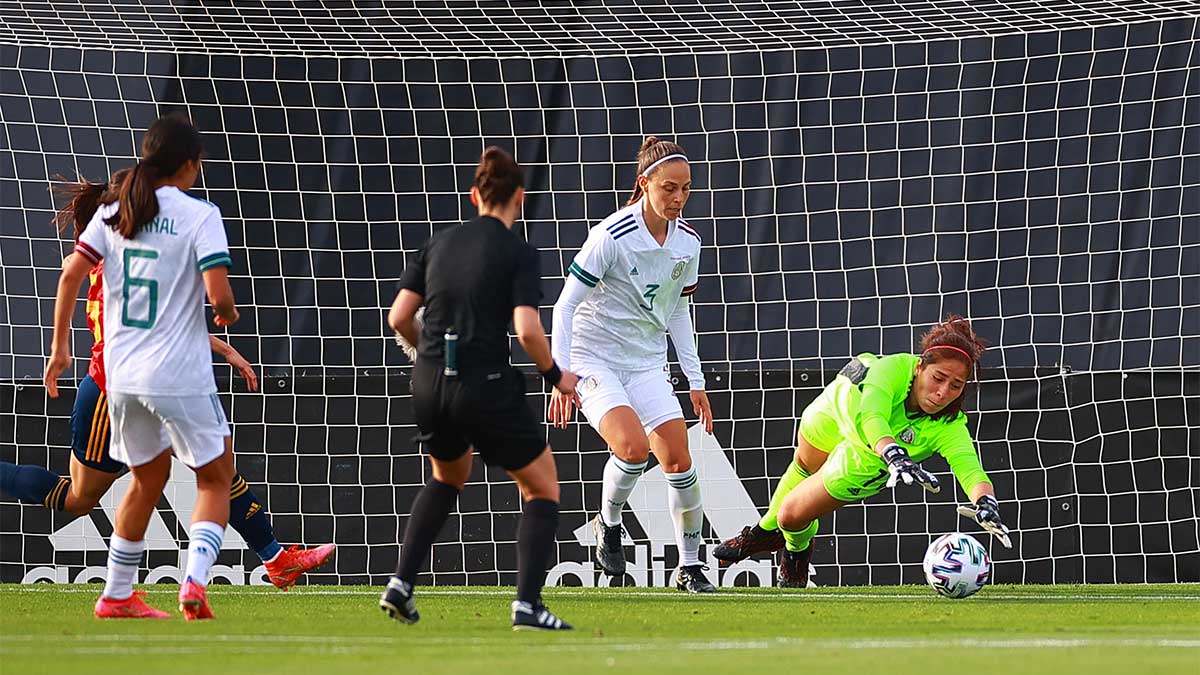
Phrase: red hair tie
[{"left": 923, "top": 344, "right": 973, "bottom": 361}]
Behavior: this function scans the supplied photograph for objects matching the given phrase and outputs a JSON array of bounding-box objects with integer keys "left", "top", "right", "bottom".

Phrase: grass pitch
[{"left": 1, "top": 584, "right": 1196, "bottom": 675}]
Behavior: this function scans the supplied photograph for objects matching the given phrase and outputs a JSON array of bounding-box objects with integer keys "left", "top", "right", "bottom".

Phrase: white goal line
[{"left": 6, "top": 585, "right": 1198, "bottom": 602}]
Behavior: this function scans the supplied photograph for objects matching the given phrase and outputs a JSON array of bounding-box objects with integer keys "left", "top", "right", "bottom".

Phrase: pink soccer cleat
[
  {"left": 94, "top": 590, "right": 170, "bottom": 619},
  {"left": 178, "top": 579, "right": 215, "bottom": 621},
  {"left": 264, "top": 543, "right": 336, "bottom": 591}
]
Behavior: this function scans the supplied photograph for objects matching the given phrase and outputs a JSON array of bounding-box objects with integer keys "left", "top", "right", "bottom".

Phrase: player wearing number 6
[
  {"left": 44, "top": 113, "right": 240, "bottom": 619},
  {"left": 550, "top": 137, "right": 715, "bottom": 593},
  {"left": 713, "top": 316, "right": 1012, "bottom": 587},
  {"left": 2, "top": 166, "right": 333, "bottom": 595}
]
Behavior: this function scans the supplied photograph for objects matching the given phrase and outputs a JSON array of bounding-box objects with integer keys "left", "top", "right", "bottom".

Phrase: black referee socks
[
  {"left": 516, "top": 498, "right": 560, "bottom": 604},
  {"left": 395, "top": 477, "right": 461, "bottom": 583}
]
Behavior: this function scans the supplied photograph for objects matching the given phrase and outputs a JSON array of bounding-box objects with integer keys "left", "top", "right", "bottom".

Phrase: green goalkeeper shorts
[
  {"left": 797, "top": 384, "right": 844, "bottom": 454},
  {"left": 798, "top": 376, "right": 891, "bottom": 502},
  {"left": 820, "top": 441, "right": 891, "bottom": 502}
]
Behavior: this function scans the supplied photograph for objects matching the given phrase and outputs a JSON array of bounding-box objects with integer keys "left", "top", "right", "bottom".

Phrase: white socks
[
  {"left": 666, "top": 467, "right": 704, "bottom": 567},
  {"left": 601, "top": 456, "right": 705, "bottom": 566},
  {"left": 184, "top": 521, "right": 225, "bottom": 587},
  {"left": 103, "top": 535, "right": 145, "bottom": 600},
  {"left": 600, "top": 455, "right": 647, "bottom": 526}
]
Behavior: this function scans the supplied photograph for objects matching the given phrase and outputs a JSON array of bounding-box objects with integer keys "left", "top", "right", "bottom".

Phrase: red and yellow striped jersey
[{"left": 85, "top": 261, "right": 106, "bottom": 392}]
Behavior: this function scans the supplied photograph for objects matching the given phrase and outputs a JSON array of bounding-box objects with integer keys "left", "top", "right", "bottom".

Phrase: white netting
[{"left": 1, "top": 1, "right": 1196, "bottom": 586}]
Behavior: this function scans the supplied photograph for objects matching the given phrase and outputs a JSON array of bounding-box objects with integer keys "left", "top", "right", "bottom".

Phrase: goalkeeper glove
[
  {"left": 881, "top": 443, "right": 940, "bottom": 493},
  {"left": 957, "top": 494, "right": 1013, "bottom": 549},
  {"left": 393, "top": 307, "right": 424, "bottom": 362}
]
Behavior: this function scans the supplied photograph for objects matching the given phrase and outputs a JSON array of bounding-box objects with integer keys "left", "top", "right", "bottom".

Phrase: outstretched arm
[{"left": 210, "top": 336, "right": 259, "bottom": 392}]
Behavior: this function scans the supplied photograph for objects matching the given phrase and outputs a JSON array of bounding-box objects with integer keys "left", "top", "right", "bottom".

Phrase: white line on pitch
[
  {"left": 5, "top": 585, "right": 1200, "bottom": 601},
  {"left": 1, "top": 635, "right": 1197, "bottom": 655}
]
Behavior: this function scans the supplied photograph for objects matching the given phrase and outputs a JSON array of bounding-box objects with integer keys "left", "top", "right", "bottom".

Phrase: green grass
[{"left": 1, "top": 584, "right": 1197, "bottom": 675}]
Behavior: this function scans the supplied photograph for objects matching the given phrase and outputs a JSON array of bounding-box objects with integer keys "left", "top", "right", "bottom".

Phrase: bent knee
[
  {"left": 658, "top": 454, "right": 693, "bottom": 475},
  {"left": 522, "top": 483, "right": 560, "bottom": 503},
  {"left": 777, "top": 503, "right": 810, "bottom": 532},
  {"left": 611, "top": 438, "right": 650, "bottom": 463},
  {"left": 64, "top": 497, "right": 100, "bottom": 517}
]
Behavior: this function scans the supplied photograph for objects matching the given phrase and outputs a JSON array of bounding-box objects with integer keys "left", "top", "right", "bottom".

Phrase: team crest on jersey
[
  {"left": 581, "top": 376, "right": 600, "bottom": 394},
  {"left": 898, "top": 427, "right": 915, "bottom": 444},
  {"left": 671, "top": 261, "right": 686, "bottom": 279}
]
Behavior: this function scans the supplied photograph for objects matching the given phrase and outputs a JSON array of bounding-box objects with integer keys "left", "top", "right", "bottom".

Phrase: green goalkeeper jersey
[{"left": 827, "top": 352, "right": 992, "bottom": 495}]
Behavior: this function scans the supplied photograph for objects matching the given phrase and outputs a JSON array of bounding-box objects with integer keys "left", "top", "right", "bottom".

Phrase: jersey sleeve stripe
[
  {"left": 74, "top": 241, "right": 102, "bottom": 264},
  {"left": 677, "top": 222, "right": 702, "bottom": 242},
  {"left": 611, "top": 224, "right": 638, "bottom": 240},
  {"left": 681, "top": 283, "right": 698, "bottom": 296},
  {"left": 568, "top": 262, "right": 599, "bottom": 287},
  {"left": 197, "top": 252, "right": 233, "bottom": 272},
  {"left": 605, "top": 214, "right": 635, "bottom": 233}
]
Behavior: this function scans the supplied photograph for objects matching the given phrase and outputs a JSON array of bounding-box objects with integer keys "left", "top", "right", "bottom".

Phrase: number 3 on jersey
[
  {"left": 122, "top": 248, "right": 159, "bottom": 328},
  {"left": 639, "top": 283, "right": 660, "bottom": 312}
]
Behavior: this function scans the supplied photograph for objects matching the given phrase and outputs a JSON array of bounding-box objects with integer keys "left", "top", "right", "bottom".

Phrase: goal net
[{"left": 2, "top": 0, "right": 1197, "bottom": 586}]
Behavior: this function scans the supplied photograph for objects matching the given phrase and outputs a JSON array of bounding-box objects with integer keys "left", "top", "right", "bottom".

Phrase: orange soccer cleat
[
  {"left": 94, "top": 590, "right": 170, "bottom": 619},
  {"left": 178, "top": 579, "right": 215, "bottom": 621},
  {"left": 264, "top": 543, "right": 337, "bottom": 590}
]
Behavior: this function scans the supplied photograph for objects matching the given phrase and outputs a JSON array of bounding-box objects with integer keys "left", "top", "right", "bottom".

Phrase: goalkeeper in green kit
[{"left": 713, "top": 316, "right": 1012, "bottom": 586}]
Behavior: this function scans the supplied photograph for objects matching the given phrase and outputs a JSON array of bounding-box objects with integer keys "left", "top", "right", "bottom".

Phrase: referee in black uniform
[{"left": 380, "top": 147, "right": 579, "bottom": 631}]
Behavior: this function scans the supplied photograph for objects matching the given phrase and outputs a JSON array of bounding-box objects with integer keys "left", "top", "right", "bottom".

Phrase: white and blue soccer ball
[{"left": 923, "top": 532, "right": 991, "bottom": 599}]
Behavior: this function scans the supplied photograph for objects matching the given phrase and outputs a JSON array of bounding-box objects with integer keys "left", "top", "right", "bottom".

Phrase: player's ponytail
[
  {"left": 51, "top": 167, "right": 129, "bottom": 242},
  {"left": 918, "top": 314, "right": 989, "bottom": 421},
  {"left": 112, "top": 112, "right": 203, "bottom": 239},
  {"left": 474, "top": 146, "right": 524, "bottom": 207},
  {"left": 627, "top": 136, "right": 687, "bottom": 205}
]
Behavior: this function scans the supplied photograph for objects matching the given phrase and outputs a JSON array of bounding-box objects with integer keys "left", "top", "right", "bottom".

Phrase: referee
[{"left": 380, "top": 147, "right": 579, "bottom": 631}]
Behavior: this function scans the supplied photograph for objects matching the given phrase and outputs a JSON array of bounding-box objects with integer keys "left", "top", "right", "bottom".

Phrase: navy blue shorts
[{"left": 70, "top": 374, "right": 124, "bottom": 474}]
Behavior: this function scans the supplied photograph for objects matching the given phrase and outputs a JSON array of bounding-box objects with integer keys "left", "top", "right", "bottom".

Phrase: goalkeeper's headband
[
  {"left": 922, "top": 344, "right": 973, "bottom": 362},
  {"left": 640, "top": 153, "right": 688, "bottom": 177}
]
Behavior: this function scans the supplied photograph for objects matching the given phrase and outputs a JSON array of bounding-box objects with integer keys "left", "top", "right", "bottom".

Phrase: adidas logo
[
  {"left": 27, "top": 456, "right": 256, "bottom": 585},
  {"left": 246, "top": 502, "right": 261, "bottom": 519},
  {"left": 630, "top": 266, "right": 639, "bottom": 276}
]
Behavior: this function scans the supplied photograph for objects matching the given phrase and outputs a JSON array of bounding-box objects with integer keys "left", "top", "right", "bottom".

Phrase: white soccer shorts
[
  {"left": 573, "top": 359, "right": 684, "bottom": 435},
  {"left": 107, "top": 392, "right": 230, "bottom": 469}
]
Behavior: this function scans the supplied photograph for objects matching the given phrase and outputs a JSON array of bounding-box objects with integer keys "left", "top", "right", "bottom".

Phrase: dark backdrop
[{"left": 2, "top": 14, "right": 1196, "bottom": 584}]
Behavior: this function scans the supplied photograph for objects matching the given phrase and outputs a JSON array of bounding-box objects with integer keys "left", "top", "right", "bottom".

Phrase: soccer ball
[{"left": 923, "top": 532, "right": 991, "bottom": 599}]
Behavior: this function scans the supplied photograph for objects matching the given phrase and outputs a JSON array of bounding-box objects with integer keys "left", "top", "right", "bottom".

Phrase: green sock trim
[{"left": 759, "top": 461, "right": 811, "bottom": 531}]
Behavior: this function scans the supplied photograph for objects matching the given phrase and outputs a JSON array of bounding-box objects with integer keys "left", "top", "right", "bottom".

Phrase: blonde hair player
[
  {"left": 550, "top": 136, "right": 715, "bottom": 593},
  {"left": 45, "top": 113, "right": 240, "bottom": 619}
]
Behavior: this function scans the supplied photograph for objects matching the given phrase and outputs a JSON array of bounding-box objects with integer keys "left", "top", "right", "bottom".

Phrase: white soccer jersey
[
  {"left": 565, "top": 200, "right": 701, "bottom": 372},
  {"left": 74, "top": 186, "right": 232, "bottom": 397}
]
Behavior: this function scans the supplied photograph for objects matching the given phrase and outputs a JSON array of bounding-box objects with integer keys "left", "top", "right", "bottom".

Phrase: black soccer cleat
[
  {"left": 674, "top": 564, "right": 718, "bottom": 593},
  {"left": 511, "top": 600, "right": 573, "bottom": 631},
  {"left": 592, "top": 513, "right": 627, "bottom": 577},
  {"left": 712, "top": 524, "right": 785, "bottom": 563},
  {"left": 379, "top": 576, "right": 419, "bottom": 624},
  {"left": 777, "top": 547, "right": 814, "bottom": 588}
]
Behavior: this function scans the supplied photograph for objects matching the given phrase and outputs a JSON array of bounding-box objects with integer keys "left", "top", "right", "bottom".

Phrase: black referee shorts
[{"left": 410, "top": 359, "right": 546, "bottom": 471}]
